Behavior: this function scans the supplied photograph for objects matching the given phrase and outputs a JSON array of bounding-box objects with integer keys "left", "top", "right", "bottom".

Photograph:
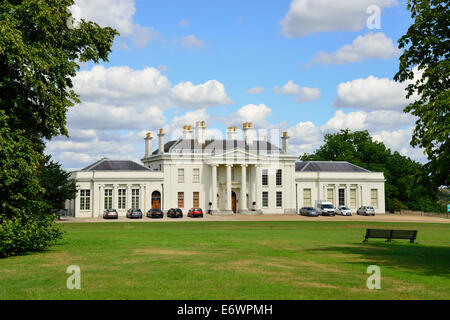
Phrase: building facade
[{"left": 66, "top": 121, "right": 385, "bottom": 217}]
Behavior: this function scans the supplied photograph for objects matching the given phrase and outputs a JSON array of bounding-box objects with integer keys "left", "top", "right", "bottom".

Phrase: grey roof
[
  {"left": 81, "top": 159, "right": 151, "bottom": 171},
  {"left": 295, "top": 161, "right": 371, "bottom": 173},
  {"left": 152, "top": 139, "right": 285, "bottom": 155}
]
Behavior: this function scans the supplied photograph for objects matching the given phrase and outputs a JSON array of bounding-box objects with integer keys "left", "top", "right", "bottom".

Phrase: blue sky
[{"left": 47, "top": 0, "right": 425, "bottom": 170}]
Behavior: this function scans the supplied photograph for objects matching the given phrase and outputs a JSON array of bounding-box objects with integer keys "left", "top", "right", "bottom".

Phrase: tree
[
  {"left": 394, "top": 0, "right": 450, "bottom": 187},
  {"left": 301, "top": 130, "right": 439, "bottom": 212},
  {"left": 0, "top": 1, "right": 117, "bottom": 257},
  {"left": 40, "top": 156, "right": 77, "bottom": 210}
]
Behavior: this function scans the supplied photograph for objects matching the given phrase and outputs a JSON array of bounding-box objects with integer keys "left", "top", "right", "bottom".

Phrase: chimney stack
[
  {"left": 281, "top": 131, "right": 289, "bottom": 153},
  {"left": 242, "top": 122, "right": 254, "bottom": 145},
  {"left": 158, "top": 129, "right": 165, "bottom": 154},
  {"left": 227, "top": 126, "right": 238, "bottom": 140},
  {"left": 195, "top": 120, "right": 206, "bottom": 145},
  {"left": 144, "top": 132, "right": 153, "bottom": 157},
  {"left": 183, "top": 125, "right": 193, "bottom": 140}
]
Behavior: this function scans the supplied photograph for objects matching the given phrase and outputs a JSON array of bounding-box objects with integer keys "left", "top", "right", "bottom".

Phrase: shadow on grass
[{"left": 307, "top": 242, "right": 450, "bottom": 277}]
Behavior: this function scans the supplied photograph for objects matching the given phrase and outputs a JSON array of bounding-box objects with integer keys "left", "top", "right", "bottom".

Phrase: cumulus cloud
[
  {"left": 74, "top": 0, "right": 160, "bottom": 49},
  {"left": 295, "top": 87, "right": 321, "bottom": 103},
  {"left": 274, "top": 80, "right": 300, "bottom": 95},
  {"left": 322, "top": 110, "right": 415, "bottom": 132},
  {"left": 247, "top": 87, "right": 265, "bottom": 95},
  {"left": 73, "top": 65, "right": 232, "bottom": 112},
  {"left": 274, "top": 81, "right": 321, "bottom": 103},
  {"left": 310, "top": 32, "right": 401, "bottom": 65},
  {"left": 372, "top": 128, "right": 426, "bottom": 162},
  {"left": 226, "top": 104, "right": 273, "bottom": 128},
  {"left": 280, "top": 0, "right": 398, "bottom": 38},
  {"left": 334, "top": 75, "right": 414, "bottom": 110}
]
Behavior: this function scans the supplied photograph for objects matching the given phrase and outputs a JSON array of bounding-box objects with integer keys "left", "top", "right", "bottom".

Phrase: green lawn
[{"left": 0, "top": 220, "right": 449, "bottom": 300}]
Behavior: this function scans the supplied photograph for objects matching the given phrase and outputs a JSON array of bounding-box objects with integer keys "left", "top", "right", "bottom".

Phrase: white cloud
[
  {"left": 227, "top": 104, "right": 273, "bottom": 128},
  {"left": 334, "top": 76, "right": 412, "bottom": 110},
  {"left": 295, "top": 87, "right": 321, "bottom": 103},
  {"left": 75, "top": 0, "right": 136, "bottom": 37},
  {"left": 372, "top": 128, "right": 427, "bottom": 162},
  {"left": 274, "top": 81, "right": 321, "bottom": 103},
  {"left": 180, "top": 35, "right": 204, "bottom": 49},
  {"left": 274, "top": 80, "right": 300, "bottom": 95},
  {"left": 310, "top": 32, "right": 401, "bottom": 65},
  {"left": 280, "top": 0, "right": 398, "bottom": 38},
  {"left": 171, "top": 80, "right": 233, "bottom": 109},
  {"left": 321, "top": 110, "right": 415, "bottom": 132},
  {"left": 247, "top": 87, "right": 265, "bottom": 95},
  {"left": 73, "top": 65, "right": 232, "bottom": 112}
]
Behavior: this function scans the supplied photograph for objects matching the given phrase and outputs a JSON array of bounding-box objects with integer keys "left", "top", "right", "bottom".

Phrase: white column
[
  {"left": 140, "top": 185, "right": 145, "bottom": 210},
  {"left": 99, "top": 185, "right": 105, "bottom": 217},
  {"left": 346, "top": 185, "right": 350, "bottom": 207},
  {"left": 127, "top": 184, "right": 132, "bottom": 209},
  {"left": 211, "top": 165, "right": 218, "bottom": 212},
  {"left": 240, "top": 164, "right": 248, "bottom": 212},
  {"left": 226, "top": 164, "right": 232, "bottom": 211},
  {"left": 112, "top": 184, "right": 118, "bottom": 211},
  {"left": 255, "top": 165, "right": 261, "bottom": 211}
]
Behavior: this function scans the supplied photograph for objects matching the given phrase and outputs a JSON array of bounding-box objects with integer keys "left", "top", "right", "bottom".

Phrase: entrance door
[
  {"left": 231, "top": 191, "right": 237, "bottom": 213},
  {"left": 152, "top": 191, "right": 161, "bottom": 209}
]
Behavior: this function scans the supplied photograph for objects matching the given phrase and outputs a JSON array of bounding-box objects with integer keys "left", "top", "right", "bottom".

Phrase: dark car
[
  {"left": 103, "top": 209, "right": 119, "bottom": 219},
  {"left": 147, "top": 208, "right": 163, "bottom": 219},
  {"left": 188, "top": 208, "right": 203, "bottom": 218},
  {"left": 126, "top": 208, "right": 143, "bottom": 219},
  {"left": 167, "top": 208, "right": 183, "bottom": 218},
  {"left": 299, "top": 207, "right": 319, "bottom": 217}
]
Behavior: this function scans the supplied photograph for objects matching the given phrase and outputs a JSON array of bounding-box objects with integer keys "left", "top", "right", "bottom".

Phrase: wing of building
[{"left": 66, "top": 121, "right": 385, "bottom": 217}]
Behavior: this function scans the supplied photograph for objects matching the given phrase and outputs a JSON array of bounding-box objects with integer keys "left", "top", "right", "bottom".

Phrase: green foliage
[
  {"left": 301, "top": 130, "right": 440, "bottom": 212},
  {"left": 41, "top": 156, "right": 77, "bottom": 210},
  {"left": 0, "top": 1, "right": 117, "bottom": 258},
  {"left": 394, "top": 0, "right": 450, "bottom": 187}
]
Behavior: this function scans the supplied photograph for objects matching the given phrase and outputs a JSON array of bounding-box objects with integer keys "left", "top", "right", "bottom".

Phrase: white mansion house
[{"left": 66, "top": 121, "right": 385, "bottom": 217}]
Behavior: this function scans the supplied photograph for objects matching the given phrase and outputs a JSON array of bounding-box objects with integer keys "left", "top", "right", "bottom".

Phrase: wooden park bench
[{"left": 363, "top": 229, "right": 418, "bottom": 243}]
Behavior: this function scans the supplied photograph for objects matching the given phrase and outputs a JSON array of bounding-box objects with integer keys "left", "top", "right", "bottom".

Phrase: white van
[{"left": 315, "top": 200, "right": 336, "bottom": 216}]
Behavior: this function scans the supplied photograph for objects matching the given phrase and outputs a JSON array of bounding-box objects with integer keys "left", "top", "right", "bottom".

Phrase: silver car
[
  {"left": 337, "top": 206, "right": 352, "bottom": 216},
  {"left": 357, "top": 206, "right": 375, "bottom": 216}
]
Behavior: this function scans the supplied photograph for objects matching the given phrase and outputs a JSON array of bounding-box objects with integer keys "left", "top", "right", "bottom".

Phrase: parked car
[
  {"left": 103, "top": 209, "right": 118, "bottom": 219},
  {"left": 336, "top": 206, "right": 352, "bottom": 216},
  {"left": 299, "top": 207, "right": 319, "bottom": 217},
  {"left": 357, "top": 206, "right": 375, "bottom": 216},
  {"left": 126, "top": 208, "right": 143, "bottom": 219},
  {"left": 167, "top": 208, "right": 183, "bottom": 218},
  {"left": 315, "top": 201, "right": 336, "bottom": 216},
  {"left": 147, "top": 208, "right": 163, "bottom": 219},
  {"left": 188, "top": 208, "right": 204, "bottom": 218}
]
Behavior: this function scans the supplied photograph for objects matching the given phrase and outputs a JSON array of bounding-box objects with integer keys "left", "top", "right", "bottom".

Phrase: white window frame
[
  {"left": 104, "top": 189, "right": 113, "bottom": 210},
  {"left": 262, "top": 191, "right": 269, "bottom": 208},
  {"left": 303, "top": 189, "right": 312, "bottom": 207},
  {"left": 118, "top": 189, "right": 126, "bottom": 210},
  {"left": 276, "top": 191, "right": 282, "bottom": 207},
  {"left": 178, "top": 168, "right": 185, "bottom": 183},
  {"left": 371, "top": 189, "right": 378, "bottom": 208},
  {"left": 131, "top": 189, "right": 140, "bottom": 209},
  {"left": 193, "top": 168, "right": 200, "bottom": 183},
  {"left": 80, "top": 190, "right": 91, "bottom": 211}
]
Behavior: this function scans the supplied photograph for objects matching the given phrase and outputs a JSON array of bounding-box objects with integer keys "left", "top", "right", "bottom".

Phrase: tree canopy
[
  {"left": 394, "top": 0, "right": 449, "bottom": 187},
  {"left": 0, "top": 0, "right": 117, "bottom": 257}
]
